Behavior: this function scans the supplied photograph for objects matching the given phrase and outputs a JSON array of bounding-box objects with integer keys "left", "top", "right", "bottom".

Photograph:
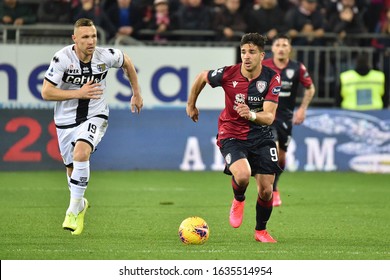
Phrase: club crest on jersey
[
  {"left": 256, "top": 81, "right": 267, "bottom": 93},
  {"left": 286, "top": 69, "right": 294, "bottom": 79},
  {"left": 97, "top": 64, "right": 107, "bottom": 72},
  {"left": 235, "top": 93, "right": 245, "bottom": 105}
]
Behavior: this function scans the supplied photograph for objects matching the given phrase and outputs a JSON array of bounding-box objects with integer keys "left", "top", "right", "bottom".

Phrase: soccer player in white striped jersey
[{"left": 41, "top": 18, "right": 143, "bottom": 235}]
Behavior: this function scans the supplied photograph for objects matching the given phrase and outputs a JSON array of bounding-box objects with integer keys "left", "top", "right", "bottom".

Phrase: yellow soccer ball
[{"left": 178, "top": 216, "right": 209, "bottom": 245}]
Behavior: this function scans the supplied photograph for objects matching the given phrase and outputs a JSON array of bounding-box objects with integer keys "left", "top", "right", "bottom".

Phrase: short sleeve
[
  {"left": 207, "top": 67, "right": 225, "bottom": 88},
  {"left": 44, "top": 52, "right": 68, "bottom": 86}
]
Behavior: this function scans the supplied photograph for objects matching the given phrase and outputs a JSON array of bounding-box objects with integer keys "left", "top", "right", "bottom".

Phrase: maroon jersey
[
  {"left": 207, "top": 63, "right": 281, "bottom": 146},
  {"left": 262, "top": 58, "right": 313, "bottom": 121}
]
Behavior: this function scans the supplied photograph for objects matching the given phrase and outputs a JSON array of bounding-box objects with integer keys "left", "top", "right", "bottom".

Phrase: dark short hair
[
  {"left": 74, "top": 18, "right": 95, "bottom": 28},
  {"left": 272, "top": 34, "right": 292, "bottom": 44},
  {"left": 240, "top": 33, "right": 267, "bottom": 51}
]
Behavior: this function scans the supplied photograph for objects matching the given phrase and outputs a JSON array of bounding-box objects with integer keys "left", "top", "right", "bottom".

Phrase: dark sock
[
  {"left": 231, "top": 176, "right": 248, "bottom": 202},
  {"left": 255, "top": 195, "right": 273, "bottom": 230}
]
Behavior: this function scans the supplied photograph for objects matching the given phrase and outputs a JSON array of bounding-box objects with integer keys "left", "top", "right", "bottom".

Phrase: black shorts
[
  {"left": 270, "top": 119, "right": 293, "bottom": 152},
  {"left": 219, "top": 138, "right": 282, "bottom": 176}
]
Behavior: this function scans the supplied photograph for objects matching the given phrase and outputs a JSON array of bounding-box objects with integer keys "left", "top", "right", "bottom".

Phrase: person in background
[
  {"left": 37, "top": 0, "right": 72, "bottom": 24},
  {"left": 284, "top": 0, "right": 325, "bottom": 87},
  {"left": 146, "top": 0, "right": 175, "bottom": 42},
  {"left": 175, "top": 0, "right": 211, "bottom": 41},
  {"left": 372, "top": 7, "right": 390, "bottom": 95},
  {"left": 362, "top": 0, "right": 379, "bottom": 33},
  {"left": 336, "top": 52, "right": 386, "bottom": 110},
  {"left": 245, "top": 0, "right": 286, "bottom": 43},
  {"left": 106, "top": 0, "right": 144, "bottom": 44},
  {"left": 372, "top": 7, "right": 390, "bottom": 50},
  {"left": 262, "top": 34, "right": 315, "bottom": 206},
  {"left": 210, "top": 0, "right": 226, "bottom": 16},
  {"left": 213, "top": 0, "right": 246, "bottom": 41},
  {"left": 284, "top": 0, "right": 325, "bottom": 46},
  {"left": 41, "top": 18, "right": 143, "bottom": 235},
  {"left": 73, "top": 0, "right": 117, "bottom": 41},
  {"left": 0, "top": 0, "right": 36, "bottom": 26},
  {"left": 326, "top": 0, "right": 367, "bottom": 46},
  {"left": 187, "top": 33, "right": 281, "bottom": 243}
]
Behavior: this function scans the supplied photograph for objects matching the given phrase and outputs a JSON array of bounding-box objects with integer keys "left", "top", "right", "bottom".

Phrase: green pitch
[{"left": 0, "top": 171, "right": 389, "bottom": 260}]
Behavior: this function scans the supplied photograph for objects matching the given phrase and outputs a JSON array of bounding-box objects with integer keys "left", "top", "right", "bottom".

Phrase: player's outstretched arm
[
  {"left": 187, "top": 71, "right": 208, "bottom": 122},
  {"left": 41, "top": 79, "right": 103, "bottom": 101},
  {"left": 122, "top": 53, "right": 143, "bottom": 114}
]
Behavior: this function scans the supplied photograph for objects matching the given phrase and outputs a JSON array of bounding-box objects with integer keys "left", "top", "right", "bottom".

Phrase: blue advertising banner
[
  {"left": 287, "top": 109, "right": 390, "bottom": 173},
  {"left": 92, "top": 109, "right": 222, "bottom": 171},
  {"left": 1, "top": 109, "right": 389, "bottom": 172},
  {"left": 0, "top": 45, "right": 232, "bottom": 109}
]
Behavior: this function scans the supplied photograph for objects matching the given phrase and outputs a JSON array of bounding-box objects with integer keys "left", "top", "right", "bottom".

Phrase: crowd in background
[
  {"left": 1, "top": 0, "right": 389, "bottom": 107},
  {"left": 1, "top": 0, "right": 390, "bottom": 47}
]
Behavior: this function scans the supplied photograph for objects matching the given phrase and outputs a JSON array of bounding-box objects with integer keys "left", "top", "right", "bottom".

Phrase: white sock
[{"left": 67, "top": 161, "right": 90, "bottom": 215}]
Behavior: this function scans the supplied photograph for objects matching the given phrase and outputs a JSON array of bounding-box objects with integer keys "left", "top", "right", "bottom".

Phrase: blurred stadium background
[{"left": 1, "top": 0, "right": 390, "bottom": 264}]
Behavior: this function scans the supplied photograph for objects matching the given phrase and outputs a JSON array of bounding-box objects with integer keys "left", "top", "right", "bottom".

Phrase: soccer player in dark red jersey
[
  {"left": 187, "top": 33, "right": 282, "bottom": 243},
  {"left": 262, "top": 34, "right": 315, "bottom": 206}
]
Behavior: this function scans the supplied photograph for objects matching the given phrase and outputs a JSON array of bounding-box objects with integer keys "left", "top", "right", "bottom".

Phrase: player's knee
[
  {"left": 73, "top": 141, "right": 93, "bottom": 161},
  {"left": 234, "top": 172, "right": 250, "bottom": 187},
  {"left": 73, "top": 149, "right": 91, "bottom": 162},
  {"left": 259, "top": 188, "right": 273, "bottom": 201}
]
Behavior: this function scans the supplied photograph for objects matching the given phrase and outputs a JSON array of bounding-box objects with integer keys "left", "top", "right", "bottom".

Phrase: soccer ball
[{"left": 178, "top": 216, "right": 209, "bottom": 245}]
